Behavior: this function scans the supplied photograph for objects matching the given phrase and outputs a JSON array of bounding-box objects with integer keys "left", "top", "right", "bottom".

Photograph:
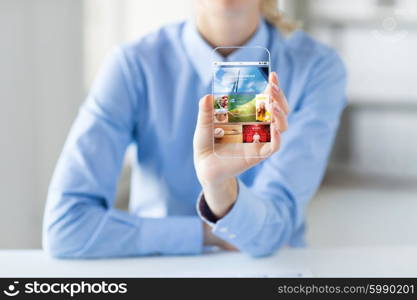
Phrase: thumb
[
  {"left": 197, "top": 94, "right": 213, "bottom": 128},
  {"left": 193, "top": 95, "right": 214, "bottom": 152}
]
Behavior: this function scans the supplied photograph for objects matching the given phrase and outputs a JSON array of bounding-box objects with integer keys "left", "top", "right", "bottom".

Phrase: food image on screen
[
  {"left": 213, "top": 61, "right": 271, "bottom": 144},
  {"left": 214, "top": 124, "right": 243, "bottom": 144}
]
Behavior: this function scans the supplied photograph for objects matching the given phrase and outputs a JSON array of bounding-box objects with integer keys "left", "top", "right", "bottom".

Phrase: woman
[{"left": 43, "top": 0, "right": 346, "bottom": 258}]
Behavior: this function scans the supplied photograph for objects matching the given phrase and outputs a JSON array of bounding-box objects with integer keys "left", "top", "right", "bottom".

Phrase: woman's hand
[
  {"left": 193, "top": 72, "right": 289, "bottom": 219},
  {"left": 203, "top": 222, "right": 238, "bottom": 251}
]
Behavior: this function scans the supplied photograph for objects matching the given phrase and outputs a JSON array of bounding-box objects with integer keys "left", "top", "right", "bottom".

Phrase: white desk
[{"left": 0, "top": 247, "right": 416, "bottom": 278}]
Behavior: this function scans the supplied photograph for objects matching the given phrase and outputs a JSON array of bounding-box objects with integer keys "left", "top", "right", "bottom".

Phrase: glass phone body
[{"left": 212, "top": 46, "right": 272, "bottom": 158}]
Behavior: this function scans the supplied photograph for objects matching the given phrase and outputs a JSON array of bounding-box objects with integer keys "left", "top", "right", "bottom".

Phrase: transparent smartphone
[{"left": 212, "top": 46, "right": 273, "bottom": 158}]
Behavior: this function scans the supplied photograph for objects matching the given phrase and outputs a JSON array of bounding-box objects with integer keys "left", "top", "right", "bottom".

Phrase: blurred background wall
[
  {"left": 0, "top": 0, "right": 84, "bottom": 248},
  {"left": 0, "top": 0, "right": 416, "bottom": 249}
]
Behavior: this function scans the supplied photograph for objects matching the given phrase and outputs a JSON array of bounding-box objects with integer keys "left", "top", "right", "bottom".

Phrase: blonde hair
[{"left": 260, "top": 0, "right": 298, "bottom": 35}]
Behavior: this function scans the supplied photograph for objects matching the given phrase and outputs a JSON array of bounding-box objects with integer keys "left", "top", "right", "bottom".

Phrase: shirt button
[
  {"left": 228, "top": 234, "right": 236, "bottom": 239},
  {"left": 219, "top": 227, "right": 228, "bottom": 233}
]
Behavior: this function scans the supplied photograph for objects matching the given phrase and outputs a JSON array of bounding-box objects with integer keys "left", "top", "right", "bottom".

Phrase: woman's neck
[{"left": 196, "top": 13, "right": 260, "bottom": 56}]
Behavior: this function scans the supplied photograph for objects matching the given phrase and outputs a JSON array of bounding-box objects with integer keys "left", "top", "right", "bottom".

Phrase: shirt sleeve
[
  {"left": 43, "top": 46, "right": 203, "bottom": 258},
  {"left": 197, "top": 51, "right": 347, "bottom": 257}
]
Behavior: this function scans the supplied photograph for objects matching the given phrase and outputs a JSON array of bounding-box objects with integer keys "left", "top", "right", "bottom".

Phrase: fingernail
[{"left": 273, "top": 72, "right": 280, "bottom": 84}]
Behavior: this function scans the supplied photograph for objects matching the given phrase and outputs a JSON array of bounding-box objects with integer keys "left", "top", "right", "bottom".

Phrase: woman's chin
[{"left": 197, "top": 0, "right": 258, "bottom": 17}]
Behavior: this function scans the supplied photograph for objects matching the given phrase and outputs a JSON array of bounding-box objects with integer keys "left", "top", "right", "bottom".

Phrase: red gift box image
[{"left": 242, "top": 124, "right": 271, "bottom": 143}]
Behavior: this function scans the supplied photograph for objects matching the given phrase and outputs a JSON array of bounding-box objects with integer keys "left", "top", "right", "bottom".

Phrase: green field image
[{"left": 227, "top": 94, "right": 256, "bottom": 122}]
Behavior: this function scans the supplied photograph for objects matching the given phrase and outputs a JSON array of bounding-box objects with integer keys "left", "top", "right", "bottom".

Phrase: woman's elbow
[
  {"left": 42, "top": 208, "right": 98, "bottom": 259},
  {"left": 43, "top": 224, "right": 84, "bottom": 259},
  {"left": 43, "top": 193, "right": 107, "bottom": 259}
]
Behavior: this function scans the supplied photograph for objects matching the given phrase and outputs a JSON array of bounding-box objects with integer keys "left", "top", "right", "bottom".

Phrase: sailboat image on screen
[{"left": 232, "top": 70, "right": 240, "bottom": 93}]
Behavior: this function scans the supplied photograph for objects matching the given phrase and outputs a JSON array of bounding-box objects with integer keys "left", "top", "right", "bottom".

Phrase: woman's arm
[
  {"left": 43, "top": 47, "right": 204, "bottom": 258},
  {"left": 194, "top": 51, "right": 347, "bottom": 257}
]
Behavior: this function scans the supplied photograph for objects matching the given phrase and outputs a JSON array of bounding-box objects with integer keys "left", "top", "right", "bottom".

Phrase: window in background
[
  {"left": 305, "top": 0, "right": 417, "bottom": 102},
  {"left": 300, "top": 0, "right": 417, "bottom": 248},
  {"left": 295, "top": 0, "right": 417, "bottom": 179}
]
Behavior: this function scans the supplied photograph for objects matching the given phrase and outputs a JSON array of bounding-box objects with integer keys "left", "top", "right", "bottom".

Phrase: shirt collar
[{"left": 182, "top": 18, "right": 270, "bottom": 86}]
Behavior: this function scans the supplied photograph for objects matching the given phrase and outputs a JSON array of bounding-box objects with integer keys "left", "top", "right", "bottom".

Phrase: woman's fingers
[
  {"left": 268, "top": 72, "right": 290, "bottom": 115},
  {"left": 272, "top": 102, "right": 288, "bottom": 132},
  {"left": 264, "top": 119, "right": 281, "bottom": 156},
  {"left": 257, "top": 73, "right": 288, "bottom": 157},
  {"left": 262, "top": 102, "right": 285, "bottom": 156},
  {"left": 269, "top": 71, "right": 278, "bottom": 85}
]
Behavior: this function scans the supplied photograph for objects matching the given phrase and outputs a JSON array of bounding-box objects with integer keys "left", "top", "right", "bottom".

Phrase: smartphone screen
[{"left": 213, "top": 61, "right": 271, "bottom": 145}]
